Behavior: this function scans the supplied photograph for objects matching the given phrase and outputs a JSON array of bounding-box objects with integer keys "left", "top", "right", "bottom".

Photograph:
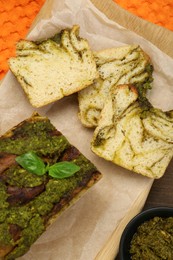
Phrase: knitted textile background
[{"left": 0, "top": 0, "right": 173, "bottom": 79}]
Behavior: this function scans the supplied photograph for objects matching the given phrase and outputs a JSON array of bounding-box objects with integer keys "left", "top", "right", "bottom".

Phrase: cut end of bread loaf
[
  {"left": 9, "top": 25, "right": 98, "bottom": 108},
  {"left": 91, "top": 85, "right": 173, "bottom": 179},
  {"left": 78, "top": 44, "right": 153, "bottom": 128}
]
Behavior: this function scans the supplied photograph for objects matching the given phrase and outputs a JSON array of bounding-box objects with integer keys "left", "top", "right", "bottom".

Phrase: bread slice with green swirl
[
  {"left": 78, "top": 45, "right": 153, "bottom": 128},
  {"left": 9, "top": 25, "right": 98, "bottom": 108},
  {"left": 91, "top": 84, "right": 173, "bottom": 179}
]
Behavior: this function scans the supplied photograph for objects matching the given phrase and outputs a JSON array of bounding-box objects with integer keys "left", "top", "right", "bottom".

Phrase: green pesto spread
[
  {"left": 130, "top": 216, "right": 173, "bottom": 260},
  {"left": 0, "top": 120, "right": 69, "bottom": 156},
  {"left": 5, "top": 165, "right": 47, "bottom": 188},
  {"left": 134, "top": 63, "right": 154, "bottom": 111},
  {"left": 0, "top": 118, "right": 97, "bottom": 259}
]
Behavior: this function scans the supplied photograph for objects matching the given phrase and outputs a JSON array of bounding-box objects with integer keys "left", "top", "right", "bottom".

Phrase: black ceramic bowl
[{"left": 119, "top": 207, "right": 173, "bottom": 260}]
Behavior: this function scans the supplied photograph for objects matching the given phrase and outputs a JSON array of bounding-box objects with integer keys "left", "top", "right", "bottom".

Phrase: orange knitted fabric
[
  {"left": 114, "top": 0, "right": 173, "bottom": 31},
  {"left": 0, "top": 0, "right": 172, "bottom": 80},
  {"left": 0, "top": 0, "right": 45, "bottom": 79}
]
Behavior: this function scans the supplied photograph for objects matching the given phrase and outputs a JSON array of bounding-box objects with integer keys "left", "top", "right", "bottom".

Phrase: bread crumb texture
[
  {"left": 78, "top": 45, "right": 153, "bottom": 128},
  {"left": 91, "top": 85, "right": 173, "bottom": 179},
  {"left": 9, "top": 25, "right": 98, "bottom": 107}
]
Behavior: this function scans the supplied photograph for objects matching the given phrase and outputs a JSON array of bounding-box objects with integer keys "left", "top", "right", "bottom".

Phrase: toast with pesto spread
[
  {"left": 0, "top": 113, "right": 102, "bottom": 259},
  {"left": 91, "top": 84, "right": 173, "bottom": 179},
  {"left": 78, "top": 45, "right": 153, "bottom": 128},
  {"left": 8, "top": 25, "right": 98, "bottom": 108}
]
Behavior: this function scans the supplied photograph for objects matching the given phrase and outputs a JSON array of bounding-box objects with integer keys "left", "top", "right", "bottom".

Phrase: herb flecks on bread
[
  {"left": 9, "top": 25, "right": 98, "bottom": 108},
  {"left": 91, "top": 85, "right": 173, "bottom": 179},
  {"left": 78, "top": 45, "right": 153, "bottom": 128}
]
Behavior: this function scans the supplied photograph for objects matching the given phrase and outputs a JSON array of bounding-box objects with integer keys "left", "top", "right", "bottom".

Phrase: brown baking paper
[{"left": 0, "top": 0, "right": 173, "bottom": 259}]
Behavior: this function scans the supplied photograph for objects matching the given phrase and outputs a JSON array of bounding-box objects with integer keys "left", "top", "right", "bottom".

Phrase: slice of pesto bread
[
  {"left": 91, "top": 84, "right": 173, "bottom": 179},
  {"left": 8, "top": 25, "right": 98, "bottom": 108},
  {"left": 0, "top": 113, "right": 102, "bottom": 259},
  {"left": 78, "top": 45, "right": 153, "bottom": 128}
]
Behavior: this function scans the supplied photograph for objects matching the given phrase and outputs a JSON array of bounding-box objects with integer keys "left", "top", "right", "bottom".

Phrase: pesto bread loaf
[
  {"left": 78, "top": 45, "right": 153, "bottom": 128},
  {"left": 8, "top": 25, "right": 98, "bottom": 108},
  {"left": 0, "top": 113, "right": 102, "bottom": 260},
  {"left": 91, "top": 84, "right": 173, "bottom": 179}
]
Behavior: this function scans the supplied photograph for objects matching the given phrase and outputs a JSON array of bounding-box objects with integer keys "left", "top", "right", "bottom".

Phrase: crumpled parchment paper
[{"left": 0, "top": 0, "right": 173, "bottom": 259}]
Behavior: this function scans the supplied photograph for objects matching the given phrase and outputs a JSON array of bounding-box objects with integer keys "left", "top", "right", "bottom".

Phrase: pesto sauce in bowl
[
  {"left": 130, "top": 216, "right": 173, "bottom": 259},
  {"left": 119, "top": 207, "right": 173, "bottom": 260}
]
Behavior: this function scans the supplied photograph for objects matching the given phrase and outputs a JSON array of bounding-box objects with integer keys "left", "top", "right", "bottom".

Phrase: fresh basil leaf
[
  {"left": 15, "top": 152, "right": 80, "bottom": 179},
  {"left": 48, "top": 161, "right": 80, "bottom": 179},
  {"left": 15, "top": 151, "right": 46, "bottom": 176}
]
